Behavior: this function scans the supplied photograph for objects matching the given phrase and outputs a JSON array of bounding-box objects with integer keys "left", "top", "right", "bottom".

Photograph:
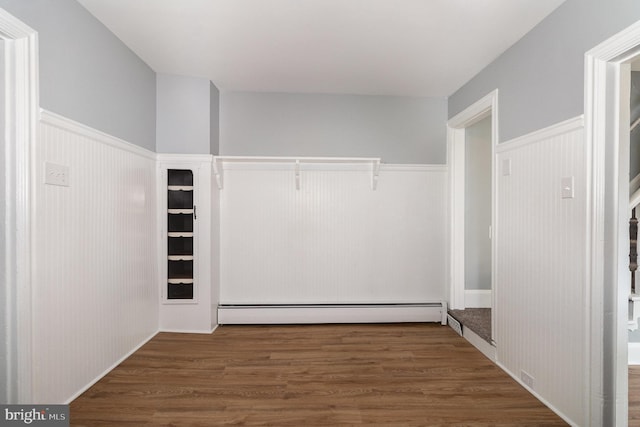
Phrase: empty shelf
[
  {"left": 168, "top": 232, "right": 194, "bottom": 237},
  {"left": 168, "top": 278, "right": 194, "bottom": 284},
  {"left": 168, "top": 255, "right": 194, "bottom": 261}
]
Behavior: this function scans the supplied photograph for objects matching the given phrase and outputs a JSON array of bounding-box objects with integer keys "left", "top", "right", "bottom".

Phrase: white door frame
[
  {"left": 446, "top": 90, "right": 499, "bottom": 327},
  {"left": 584, "top": 20, "right": 640, "bottom": 427},
  {"left": 0, "top": 9, "right": 38, "bottom": 403}
]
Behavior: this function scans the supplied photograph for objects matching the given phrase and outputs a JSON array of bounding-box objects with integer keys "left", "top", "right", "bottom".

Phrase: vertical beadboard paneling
[
  {"left": 33, "top": 111, "right": 158, "bottom": 403},
  {"left": 495, "top": 118, "right": 586, "bottom": 425},
  {"left": 220, "top": 163, "right": 447, "bottom": 305}
]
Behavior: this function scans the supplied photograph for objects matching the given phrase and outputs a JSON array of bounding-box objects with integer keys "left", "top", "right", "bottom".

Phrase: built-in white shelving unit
[
  {"left": 166, "top": 169, "right": 196, "bottom": 301},
  {"left": 158, "top": 154, "right": 214, "bottom": 333}
]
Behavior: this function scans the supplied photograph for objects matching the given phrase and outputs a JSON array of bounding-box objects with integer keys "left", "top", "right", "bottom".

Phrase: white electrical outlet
[
  {"left": 520, "top": 370, "right": 534, "bottom": 389},
  {"left": 44, "top": 162, "right": 70, "bottom": 187}
]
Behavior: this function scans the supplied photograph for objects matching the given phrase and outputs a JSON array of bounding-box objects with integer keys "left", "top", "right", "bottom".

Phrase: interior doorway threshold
[{"left": 448, "top": 308, "right": 495, "bottom": 362}]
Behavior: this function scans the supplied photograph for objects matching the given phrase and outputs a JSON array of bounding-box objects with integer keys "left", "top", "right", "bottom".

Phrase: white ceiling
[{"left": 77, "top": 0, "right": 566, "bottom": 97}]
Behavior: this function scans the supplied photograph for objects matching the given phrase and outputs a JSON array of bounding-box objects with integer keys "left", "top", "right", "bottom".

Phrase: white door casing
[
  {"left": 0, "top": 8, "right": 39, "bottom": 404},
  {"left": 446, "top": 90, "right": 498, "bottom": 340}
]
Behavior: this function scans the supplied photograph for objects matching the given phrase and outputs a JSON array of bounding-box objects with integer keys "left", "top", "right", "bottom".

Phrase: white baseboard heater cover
[
  {"left": 218, "top": 303, "right": 448, "bottom": 325},
  {"left": 447, "top": 314, "right": 463, "bottom": 336}
]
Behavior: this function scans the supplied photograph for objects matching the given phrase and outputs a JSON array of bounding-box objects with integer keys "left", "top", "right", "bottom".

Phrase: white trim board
[
  {"left": 465, "top": 290, "right": 492, "bottom": 308},
  {"left": 629, "top": 342, "right": 640, "bottom": 365},
  {"left": 462, "top": 327, "right": 495, "bottom": 362},
  {"left": 159, "top": 325, "right": 218, "bottom": 335},
  {"left": 218, "top": 304, "right": 448, "bottom": 325},
  {"left": 157, "top": 153, "right": 213, "bottom": 163}
]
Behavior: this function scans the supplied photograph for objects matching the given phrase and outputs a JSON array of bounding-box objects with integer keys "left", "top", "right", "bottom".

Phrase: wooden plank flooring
[
  {"left": 631, "top": 366, "right": 640, "bottom": 426},
  {"left": 70, "top": 323, "right": 567, "bottom": 426}
]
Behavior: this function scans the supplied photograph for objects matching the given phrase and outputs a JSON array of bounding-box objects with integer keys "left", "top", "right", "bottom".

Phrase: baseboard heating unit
[{"left": 217, "top": 303, "right": 448, "bottom": 325}]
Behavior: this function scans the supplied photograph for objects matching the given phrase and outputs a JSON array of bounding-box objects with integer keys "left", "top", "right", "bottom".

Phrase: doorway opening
[{"left": 446, "top": 90, "right": 498, "bottom": 346}]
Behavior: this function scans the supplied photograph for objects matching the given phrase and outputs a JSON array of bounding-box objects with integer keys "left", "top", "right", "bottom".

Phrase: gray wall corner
[
  {"left": 156, "top": 73, "right": 212, "bottom": 154},
  {"left": 210, "top": 82, "right": 220, "bottom": 156}
]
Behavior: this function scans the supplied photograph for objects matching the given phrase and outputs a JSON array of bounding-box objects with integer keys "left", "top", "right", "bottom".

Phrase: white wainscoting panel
[
  {"left": 33, "top": 111, "right": 159, "bottom": 403},
  {"left": 219, "top": 162, "right": 447, "bottom": 307},
  {"left": 495, "top": 116, "right": 586, "bottom": 425}
]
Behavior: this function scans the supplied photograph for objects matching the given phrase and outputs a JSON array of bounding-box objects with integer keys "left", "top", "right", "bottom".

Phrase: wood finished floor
[
  {"left": 631, "top": 366, "right": 640, "bottom": 426},
  {"left": 70, "top": 323, "right": 567, "bottom": 426}
]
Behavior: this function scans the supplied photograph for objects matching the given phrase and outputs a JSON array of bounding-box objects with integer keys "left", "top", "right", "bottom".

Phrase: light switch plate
[
  {"left": 502, "top": 158, "right": 511, "bottom": 176},
  {"left": 44, "top": 162, "right": 70, "bottom": 187},
  {"left": 561, "top": 176, "right": 574, "bottom": 199}
]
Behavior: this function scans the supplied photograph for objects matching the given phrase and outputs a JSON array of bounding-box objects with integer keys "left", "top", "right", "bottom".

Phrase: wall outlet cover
[
  {"left": 520, "top": 370, "right": 534, "bottom": 389},
  {"left": 44, "top": 162, "right": 70, "bottom": 187}
]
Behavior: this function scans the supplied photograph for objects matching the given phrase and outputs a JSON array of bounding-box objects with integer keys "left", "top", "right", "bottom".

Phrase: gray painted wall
[
  {"left": 449, "top": 0, "right": 640, "bottom": 143},
  {"left": 220, "top": 92, "right": 447, "bottom": 164},
  {"left": 156, "top": 74, "right": 212, "bottom": 154},
  {"left": 0, "top": 0, "right": 156, "bottom": 150},
  {"left": 464, "top": 116, "right": 492, "bottom": 291},
  {"left": 210, "top": 82, "right": 220, "bottom": 155}
]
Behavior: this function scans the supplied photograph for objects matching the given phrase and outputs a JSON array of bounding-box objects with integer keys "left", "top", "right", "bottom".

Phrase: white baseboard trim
[
  {"left": 462, "top": 327, "right": 496, "bottom": 362},
  {"left": 218, "top": 304, "right": 447, "bottom": 325},
  {"left": 629, "top": 342, "right": 640, "bottom": 365},
  {"left": 465, "top": 290, "right": 492, "bottom": 308},
  {"left": 159, "top": 325, "right": 218, "bottom": 334},
  {"left": 64, "top": 330, "right": 158, "bottom": 404}
]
